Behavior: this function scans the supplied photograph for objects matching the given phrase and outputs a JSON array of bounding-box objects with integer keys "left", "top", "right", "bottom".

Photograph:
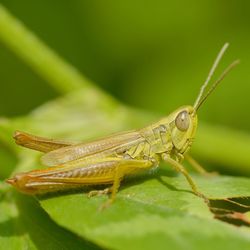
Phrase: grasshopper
[{"left": 6, "top": 43, "right": 239, "bottom": 208}]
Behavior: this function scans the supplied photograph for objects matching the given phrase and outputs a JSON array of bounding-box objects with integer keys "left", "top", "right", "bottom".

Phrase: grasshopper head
[
  {"left": 170, "top": 43, "right": 239, "bottom": 155},
  {"left": 170, "top": 106, "right": 197, "bottom": 154}
]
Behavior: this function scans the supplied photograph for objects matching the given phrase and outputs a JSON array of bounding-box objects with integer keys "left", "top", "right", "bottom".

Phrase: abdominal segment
[
  {"left": 7, "top": 155, "right": 154, "bottom": 194},
  {"left": 8, "top": 160, "right": 118, "bottom": 194}
]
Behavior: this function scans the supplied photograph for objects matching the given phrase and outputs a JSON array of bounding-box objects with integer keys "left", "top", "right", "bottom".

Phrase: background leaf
[{"left": 0, "top": 191, "right": 100, "bottom": 250}]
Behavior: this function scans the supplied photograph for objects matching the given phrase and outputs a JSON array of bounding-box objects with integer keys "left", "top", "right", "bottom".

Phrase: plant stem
[{"left": 0, "top": 4, "right": 96, "bottom": 94}]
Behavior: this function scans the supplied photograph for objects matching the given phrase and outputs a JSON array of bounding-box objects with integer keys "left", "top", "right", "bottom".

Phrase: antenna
[
  {"left": 194, "top": 59, "right": 240, "bottom": 111},
  {"left": 193, "top": 43, "right": 234, "bottom": 111}
]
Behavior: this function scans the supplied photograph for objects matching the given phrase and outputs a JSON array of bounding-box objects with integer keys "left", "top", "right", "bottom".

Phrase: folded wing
[
  {"left": 13, "top": 130, "right": 74, "bottom": 153},
  {"left": 41, "top": 130, "right": 143, "bottom": 167}
]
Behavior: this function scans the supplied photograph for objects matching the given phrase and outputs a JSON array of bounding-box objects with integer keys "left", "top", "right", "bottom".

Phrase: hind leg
[{"left": 98, "top": 158, "right": 154, "bottom": 210}]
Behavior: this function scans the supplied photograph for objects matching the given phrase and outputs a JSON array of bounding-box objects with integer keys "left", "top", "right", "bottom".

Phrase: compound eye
[{"left": 175, "top": 111, "right": 190, "bottom": 131}]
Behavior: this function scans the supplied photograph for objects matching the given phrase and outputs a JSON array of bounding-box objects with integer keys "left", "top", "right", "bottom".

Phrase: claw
[
  {"left": 87, "top": 187, "right": 111, "bottom": 198},
  {"left": 195, "top": 191, "right": 209, "bottom": 204}
]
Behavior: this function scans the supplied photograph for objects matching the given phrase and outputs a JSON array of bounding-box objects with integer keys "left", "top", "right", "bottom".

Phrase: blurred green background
[
  {"left": 1, "top": 3, "right": 250, "bottom": 249},
  {"left": 0, "top": 0, "right": 249, "bottom": 131}
]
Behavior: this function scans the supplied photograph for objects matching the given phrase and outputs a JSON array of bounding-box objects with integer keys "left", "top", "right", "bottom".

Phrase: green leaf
[
  {"left": 39, "top": 175, "right": 250, "bottom": 250},
  {"left": 0, "top": 189, "right": 100, "bottom": 250},
  {"left": 0, "top": 192, "right": 36, "bottom": 250}
]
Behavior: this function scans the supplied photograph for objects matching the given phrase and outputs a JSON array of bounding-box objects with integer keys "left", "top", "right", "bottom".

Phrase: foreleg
[{"left": 162, "top": 154, "right": 207, "bottom": 200}]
